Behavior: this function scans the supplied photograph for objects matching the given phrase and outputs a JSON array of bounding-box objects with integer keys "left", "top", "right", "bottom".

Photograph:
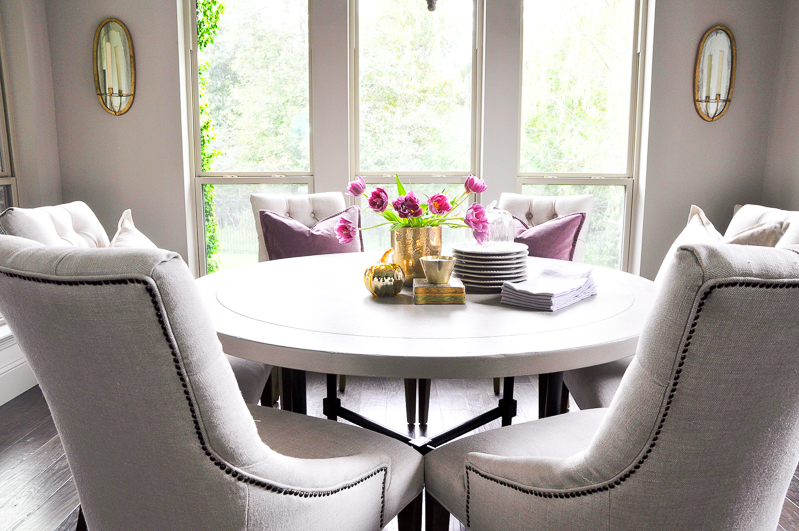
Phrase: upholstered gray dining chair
[
  {"left": 249, "top": 192, "right": 352, "bottom": 402},
  {"left": 495, "top": 192, "right": 595, "bottom": 402},
  {"left": 250, "top": 192, "right": 430, "bottom": 424},
  {"left": 0, "top": 201, "right": 270, "bottom": 405},
  {"left": 0, "top": 235, "right": 424, "bottom": 530},
  {"left": 565, "top": 203, "right": 799, "bottom": 410},
  {"left": 424, "top": 242, "right": 799, "bottom": 530}
]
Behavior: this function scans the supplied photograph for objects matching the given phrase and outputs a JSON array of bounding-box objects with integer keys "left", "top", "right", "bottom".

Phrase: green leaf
[{"left": 395, "top": 174, "right": 406, "bottom": 197}]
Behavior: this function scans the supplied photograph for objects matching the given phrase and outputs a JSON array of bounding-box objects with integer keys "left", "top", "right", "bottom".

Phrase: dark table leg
[
  {"left": 560, "top": 381, "right": 570, "bottom": 413},
  {"left": 323, "top": 373, "right": 340, "bottom": 421},
  {"left": 499, "top": 376, "right": 517, "bottom": 426},
  {"left": 539, "top": 372, "right": 564, "bottom": 418},
  {"left": 538, "top": 374, "right": 548, "bottom": 419},
  {"left": 404, "top": 378, "right": 417, "bottom": 424},
  {"left": 281, "top": 368, "right": 307, "bottom": 414},
  {"left": 418, "top": 379, "right": 431, "bottom": 425}
]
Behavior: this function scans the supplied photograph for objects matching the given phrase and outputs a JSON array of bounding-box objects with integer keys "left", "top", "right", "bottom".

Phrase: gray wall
[
  {"left": 44, "top": 0, "right": 191, "bottom": 259},
  {"left": 762, "top": 0, "right": 799, "bottom": 209},
  {"left": 0, "top": 0, "right": 61, "bottom": 208},
  {"left": 634, "top": 0, "right": 783, "bottom": 279}
]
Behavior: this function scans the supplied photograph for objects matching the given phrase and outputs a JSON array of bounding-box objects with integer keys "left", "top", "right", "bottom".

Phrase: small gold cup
[{"left": 420, "top": 255, "right": 456, "bottom": 284}]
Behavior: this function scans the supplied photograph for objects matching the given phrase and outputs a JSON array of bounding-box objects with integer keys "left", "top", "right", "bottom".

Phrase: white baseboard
[{"left": 0, "top": 338, "right": 38, "bottom": 406}]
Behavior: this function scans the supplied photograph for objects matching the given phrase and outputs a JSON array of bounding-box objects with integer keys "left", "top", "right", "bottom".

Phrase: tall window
[
  {"left": 519, "top": 0, "right": 639, "bottom": 270},
  {"left": 354, "top": 0, "right": 480, "bottom": 251},
  {"left": 0, "top": 37, "right": 15, "bottom": 215},
  {"left": 0, "top": 31, "right": 17, "bottom": 326},
  {"left": 195, "top": 0, "right": 311, "bottom": 273}
]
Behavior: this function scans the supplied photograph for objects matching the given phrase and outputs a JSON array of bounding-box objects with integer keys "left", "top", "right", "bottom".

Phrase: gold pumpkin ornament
[{"left": 364, "top": 249, "right": 405, "bottom": 297}]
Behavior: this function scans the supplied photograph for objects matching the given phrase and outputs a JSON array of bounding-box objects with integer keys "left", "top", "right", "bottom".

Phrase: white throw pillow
[
  {"left": 111, "top": 209, "right": 157, "bottom": 248},
  {"left": 654, "top": 205, "right": 789, "bottom": 286}
]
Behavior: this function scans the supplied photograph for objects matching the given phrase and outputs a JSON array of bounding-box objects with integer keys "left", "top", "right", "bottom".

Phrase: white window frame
[
  {"left": 0, "top": 15, "right": 20, "bottom": 326},
  {"left": 516, "top": 0, "right": 648, "bottom": 272},
  {"left": 184, "top": 0, "right": 650, "bottom": 274},
  {"left": 348, "top": 0, "right": 485, "bottom": 195},
  {"left": 187, "top": 0, "right": 315, "bottom": 276},
  {"left": 0, "top": 14, "right": 19, "bottom": 211}
]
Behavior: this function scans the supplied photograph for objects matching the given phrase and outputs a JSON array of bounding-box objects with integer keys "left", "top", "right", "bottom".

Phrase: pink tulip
[
  {"left": 346, "top": 176, "right": 367, "bottom": 197},
  {"left": 392, "top": 191, "right": 424, "bottom": 219},
  {"left": 428, "top": 193, "right": 452, "bottom": 215},
  {"left": 368, "top": 187, "right": 389, "bottom": 213},
  {"left": 464, "top": 175, "right": 487, "bottom": 194},
  {"left": 336, "top": 217, "right": 357, "bottom": 244},
  {"left": 465, "top": 203, "right": 490, "bottom": 244}
]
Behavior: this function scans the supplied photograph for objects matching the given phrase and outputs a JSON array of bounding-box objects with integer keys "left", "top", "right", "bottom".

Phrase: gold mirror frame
[
  {"left": 93, "top": 18, "right": 135, "bottom": 116},
  {"left": 694, "top": 25, "right": 736, "bottom": 122}
]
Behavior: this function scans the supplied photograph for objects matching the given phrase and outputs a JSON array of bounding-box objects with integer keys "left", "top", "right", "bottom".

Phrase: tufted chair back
[
  {"left": 725, "top": 204, "right": 799, "bottom": 246},
  {"left": 460, "top": 243, "right": 799, "bottom": 530},
  {"left": 0, "top": 201, "right": 109, "bottom": 248},
  {"left": 498, "top": 193, "right": 594, "bottom": 262},
  {"left": 0, "top": 235, "right": 397, "bottom": 530},
  {"left": 249, "top": 192, "right": 346, "bottom": 261}
]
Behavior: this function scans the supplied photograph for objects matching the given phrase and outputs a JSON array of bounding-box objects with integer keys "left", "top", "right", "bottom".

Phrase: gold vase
[{"left": 391, "top": 226, "right": 442, "bottom": 284}]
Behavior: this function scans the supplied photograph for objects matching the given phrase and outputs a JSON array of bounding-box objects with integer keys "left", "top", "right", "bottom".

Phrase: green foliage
[
  {"left": 520, "top": 0, "right": 635, "bottom": 174},
  {"left": 359, "top": 0, "right": 473, "bottom": 171},
  {"left": 199, "top": 0, "right": 310, "bottom": 172},
  {"left": 202, "top": 185, "right": 221, "bottom": 273},
  {"left": 197, "top": 0, "right": 225, "bottom": 272},
  {"left": 197, "top": 0, "right": 225, "bottom": 51}
]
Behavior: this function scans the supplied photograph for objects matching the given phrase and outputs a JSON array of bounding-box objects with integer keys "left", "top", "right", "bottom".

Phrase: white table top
[{"left": 196, "top": 252, "right": 656, "bottom": 379}]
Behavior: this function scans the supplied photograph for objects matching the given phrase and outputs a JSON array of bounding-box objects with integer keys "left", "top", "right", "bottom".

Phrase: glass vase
[{"left": 484, "top": 208, "right": 515, "bottom": 245}]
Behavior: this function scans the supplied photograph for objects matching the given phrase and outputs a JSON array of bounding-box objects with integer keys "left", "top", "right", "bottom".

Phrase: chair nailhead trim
[
  {"left": 0, "top": 270, "right": 388, "bottom": 529},
  {"left": 464, "top": 278, "right": 799, "bottom": 527}
]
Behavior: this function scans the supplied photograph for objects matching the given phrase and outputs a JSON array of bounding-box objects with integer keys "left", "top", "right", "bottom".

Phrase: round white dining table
[
  {"left": 197, "top": 252, "right": 656, "bottom": 451},
  {"left": 197, "top": 251, "right": 655, "bottom": 378}
]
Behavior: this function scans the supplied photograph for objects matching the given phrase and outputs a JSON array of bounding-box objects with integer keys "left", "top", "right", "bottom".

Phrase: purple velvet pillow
[
  {"left": 513, "top": 212, "right": 586, "bottom": 261},
  {"left": 259, "top": 206, "right": 363, "bottom": 260}
]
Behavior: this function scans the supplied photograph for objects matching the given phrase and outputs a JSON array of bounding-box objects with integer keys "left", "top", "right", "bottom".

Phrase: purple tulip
[
  {"left": 368, "top": 187, "right": 389, "bottom": 213},
  {"left": 428, "top": 193, "right": 452, "bottom": 215},
  {"left": 392, "top": 191, "right": 424, "bottom": 218},
  {"left": 346, "top": 176, "right": 367, "bottom": 197},
  {"left": 336, "top": 217, "right": 358, "bottom": 244},
  {"left": 464, "top": 175, "right": 487, "bottom": 194},
  {"left": 465, "top": 203, "right": 490, "bottom": 244}
]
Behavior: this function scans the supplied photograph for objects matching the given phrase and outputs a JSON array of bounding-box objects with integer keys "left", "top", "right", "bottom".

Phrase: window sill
[{"left": 0, "top": 323, "right": 15, "bottom": 349}]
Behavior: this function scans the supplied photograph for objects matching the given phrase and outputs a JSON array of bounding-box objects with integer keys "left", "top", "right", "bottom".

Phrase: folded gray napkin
[{"left": 501, "top": 264, "right": 596, "bottom": 311}]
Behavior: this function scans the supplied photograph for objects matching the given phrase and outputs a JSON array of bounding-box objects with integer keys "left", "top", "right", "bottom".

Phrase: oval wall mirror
[
  {"left": 93, "top": 18, "right": 135, "bottom": 115},
  {"left": 694, "top": 25, "right": 736, "bottom": 122}
]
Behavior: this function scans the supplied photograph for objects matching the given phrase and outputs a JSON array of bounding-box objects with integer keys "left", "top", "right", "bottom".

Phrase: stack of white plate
[{"left": 451, "top": 242, "right": 529, "bottom": 292}]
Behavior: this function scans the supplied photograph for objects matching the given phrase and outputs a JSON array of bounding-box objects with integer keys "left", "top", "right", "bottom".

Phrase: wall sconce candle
[
  {"left": 93, "top": 18, "right": 135, "bottom": 115},
  {"left": 694, "top": 25, "right": 736, "bottom": 122}
]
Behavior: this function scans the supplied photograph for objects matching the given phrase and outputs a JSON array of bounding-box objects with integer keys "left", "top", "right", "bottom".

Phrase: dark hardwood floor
[{"left": 1, "top": 374, "right": 798, "bottom": 531}]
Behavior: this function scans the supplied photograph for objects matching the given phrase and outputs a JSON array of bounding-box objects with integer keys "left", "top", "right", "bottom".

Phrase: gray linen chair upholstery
[
  {"left": 0, "top": 235, "right": 424, "bottom": 530},
  {"left": 0, "top": 201, "right": 269, "bottom": 405},
  {"left": 497, "top": 192, "right": 595, "bottom": 262},
  {"left": 249, "top": 192, "right": 351, "bottom": 401},
  {"left": 425, "top": 242, "right": 799, "bottom": 530},
  {"left": 565, "top": 203, "right": 799, "bottom": 410}
]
